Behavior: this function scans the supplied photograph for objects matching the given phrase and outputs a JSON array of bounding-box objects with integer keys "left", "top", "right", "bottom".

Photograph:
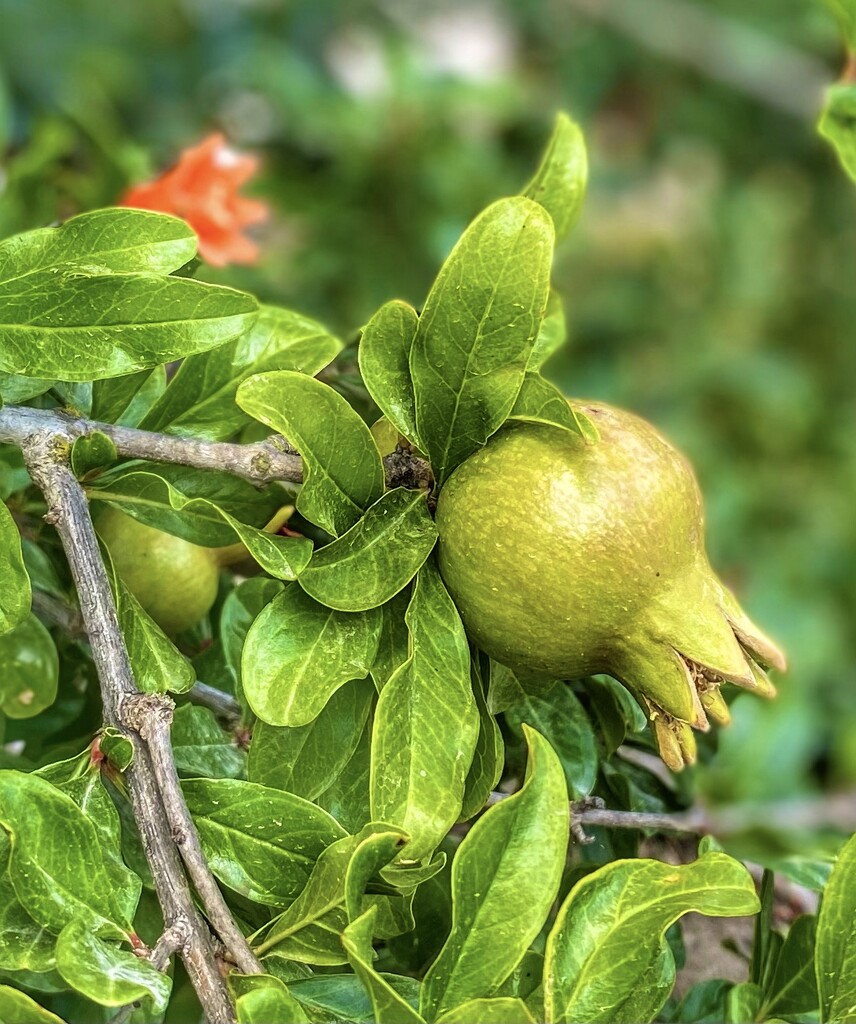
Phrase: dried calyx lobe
[{"left": 435, "top": 401, "right": 786, "bottom": 771}]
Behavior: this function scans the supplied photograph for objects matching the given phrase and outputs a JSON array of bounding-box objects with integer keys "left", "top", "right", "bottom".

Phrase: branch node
[{"left": 123, "top": 692, "right": 175, "bottom": 738}]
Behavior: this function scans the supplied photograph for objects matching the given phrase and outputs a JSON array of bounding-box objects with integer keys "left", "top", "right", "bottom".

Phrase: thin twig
[
  {"left": 21, "top": 430, "right": 238, "bottom": 1024},
  {"left": 188, "top": 681, "right": 243, "bottom": 726},
  {"left": 0, "top": 403, "right": 432, "bottom": 490},
  {"left": 109, "top": 923, "right": 191, "bottom": 1024},
  {"left": 30, "top": 588, "right": 87, "bottom": 637},
  {"left": 124, "top": 692, "right": 263, "bottom": 975}
]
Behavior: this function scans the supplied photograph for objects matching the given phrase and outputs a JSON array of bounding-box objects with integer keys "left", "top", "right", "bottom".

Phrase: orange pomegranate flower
[{"left": 119, "top": 133, "right": 268, "bottom": 267}]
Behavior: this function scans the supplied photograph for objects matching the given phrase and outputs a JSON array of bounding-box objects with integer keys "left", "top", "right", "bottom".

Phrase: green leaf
[
  {"left": 823, "top": 0, "right": 856, "bottom": 47},
  {"left": 410, "top": 197, "right": 554, "bottom": 485},
  {"left": 816, "top": 831, "right": 856, "bottom": 1022},
  {"left": 437, "top": 997, "right": 536, "bottom": 1023},
  {"left": 508, "top": 373, "right": 598, "bottom": 440},
  {"left": 504, "top": 682, "right": 597, "bottom": 801},
  {"left": 242, "top": 584, "right": 381, "bottom": 727},
  {"left": 359, "top": 300, "right": 420, "bottom": 446},
  {"left": 298, "top": 488, "right": 437, "bottom": 612},
  {"left": 182, "top": 778, "right": 347, "bottom": 906},
  {"left": 55, "top": 919, "right": 171, "bottom": 1012},
  {"left": 0, "top": 864, "right": 56, "bottom": 972},
  {"left": 248, "top": 678, "right": 374, "bottom": 799},
  {"left": 91, "top": 368, "right": 160, "bottom": 425},
  {"left": 668, "top": 978, "right": 732, "bottom": 1023},
  {"left": 420, "top": 726, "right": 570, "bottom": 1018},
  {"left": 237, "top": 371, "right": 385, "bottom": 536},
  {"left": 0, "top": 986, "right": 66, "bottom": 1023},
  {"left": 0, "top": 272, "right": 258, "bottom": 382},
  {"left": 0, "top": 373, "right": 54, "bottom": 404},
  {"left": 0, "top": 770, "right": 141, "bottom": 935},
  {"left": 764, "top": 915, "right": 818, "bottom": 1017},
  {"left": 316, "top": 720, "right": 372, "bottom": 834},
  {"left": 527, "top": 290, "right": 565, "bottom": 371},
  {"left": 487, "top": 662, "right": 558, "bottom": 715},
  {"left": 344, "top": 829, "right": 408, "bottom": 924},
  {"left": 0, "top": 613, "right": 59, "bottom": 718},
  {"left": 819, "top": 84, "right": 856, "bottom": 186},
  {"left": 370, "top": 589, "right": 412, "bottom": 691},
  {"left": 522, "top": 112, "right": 588, "bottom": 241},
  {"left": 459, "top": 656, "right": 504, "bottom": 821},
  {"left": 140, "top": 304, "right": 342, "bottom": 441},
  {"left": 233, "top": 974, "right": 310, "bottom": 1024},
  {"left": 102, "top": 544, "right": 196, "bottom": 695},
  {"left": 221, "top": 576, "right": 283, "bottom": 713},
  {"left": 343, "top": 908, "right": 426, "bottom": 1023},
  {"left": 289, "top": 973, "right": 421, "bottom": 1024},
  {"left": 70, "top": 431, "right": 117, "bottom": 477},
  {"left": 0, "top": 501, "right": 30, "bottom": 635},
  {"left": 544, "top": 851, "right": 761, "bottom": 1024},
  {"left": 99, "top": 729, "right": 135, "bottom": 772},
  {"left": 725, "top": 982, "right": 762, "bottom": 1024},
  {"left": 172, "top": 704, "right": 246, "bottom": 779},
  {"left": 371, "top": 560, "right": 479, "bottom": 861}
]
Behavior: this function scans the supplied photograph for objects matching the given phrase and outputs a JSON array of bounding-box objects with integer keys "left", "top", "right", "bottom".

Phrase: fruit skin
[
  {"left": 435, "top": 401, "right": 786, "bottom": 770},
  {"left": 96, "top": 507, "right": 219, "bottom": 635}
]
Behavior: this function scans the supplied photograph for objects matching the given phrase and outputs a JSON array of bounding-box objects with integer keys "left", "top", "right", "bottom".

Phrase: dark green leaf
[
  {"left": 221, "top": 577, "right": 284, "bottom": 713},
  {"left": 298, "top": 488, "right": 437, "bottom": 612},
  {"left": 370, "top": 589, "right": 411, "bottom": 691},
  {"left": 522, "top": 112, "right": 588, "bottom": 241},
  {"left": 141, "top": 304, "right": 341, "bottom": 441},
  {"left": 248, "top": 678, "right": 373, "bottom": 799},
  {"left": 0, "top": 613, "right": 59, "bottom": 718},
  {"left": 55, "top": 919, "right": 171, "bottom": 1012},
  {"left": 0, "top": 770, "right": 141, "bottom": 935},
  {"left": 371, "top": 560, "right": 479, "bottom": 860},
  {"left": 816, "top": 831, "right": 856, "bottom": 1022},
  {"left": 487, "top": 662, "right": 557, "bottom": 715},
  {"left": 237, "top": 371, "right": 384, "bottom": 536},
  {"left": 91, "top": 369, "right": 158, "bottom": 425},
  {"left": 242, "top": 585, "right": 381, "bottom": 727},
  {"left": 99, "top": 729, "right": 134, "bottom": 772},
  {"left": 667, "top": 979, "right": 732, "bottom": 1023},
  {"left": 0, "top": 373, "right": 54, "bottom": 403},
  {"left": 316, "top": 720, "right": 372, "bottom": 834},
  {"left": 343, "top": 908, "right": 426, "bottom": 1023},
  {"left": 182, "top": 778, "right": 347, "bottom": 906},
  {"left": 459, "top": 656, "right": 503, "bottom": 821},
  {"left": 508, "top": 373, "right": 597, "bottom": 440},
  {"left": 171, "top": 704, "right": 246, "bottom": 779},
  {"left": 764, "top": 915, "right": 818, "bottom": 1017},
  {"left": 544, "top": 851, "right": 760, "bottom": 1024},
  {"left": 358, "top": 300, "right": 420, "bottom": 446},
  {"left": 410, "top": 196, "right": 554, "bottom": 485},
  {"left": 0, "top": 501, "right": 30, "bottom": 635},
  {"left": 289, "top": 973, "right": 421, "bottom": 1024},
  {"left": 420, "top": 726, "right": 570, "bottom": 1019},
  {"left": 0, "top": 986, "right": 66, "bottom": 1023},
  {"left": 70, "top": 431, "right": 117, "bottom": 477},
  {"left": 231, "top": 973, "right": 310, "bottom": 1024}
]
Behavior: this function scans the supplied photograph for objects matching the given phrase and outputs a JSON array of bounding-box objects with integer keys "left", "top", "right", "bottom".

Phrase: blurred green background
[{"left": 1, "top": 0, "right": 853, "bottom": 807}]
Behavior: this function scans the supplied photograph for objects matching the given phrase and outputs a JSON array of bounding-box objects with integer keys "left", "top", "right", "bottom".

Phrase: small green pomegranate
[
  {"left": 435, "top": 401, "right": 786, "bottom": 770},
  {"left": 96, "top": 507, "right": 220, "bottom": 635}
]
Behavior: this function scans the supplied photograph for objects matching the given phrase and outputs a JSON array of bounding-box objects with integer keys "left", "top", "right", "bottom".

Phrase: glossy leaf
[
  {"left": 171, "top": 704, "right": 246, "bottom": 779},
  {"left": 0, "top": 372, "right": 54, "bottom": 403},
  {"left": 316, "top": 720, "right": 373, "bottom": 834},
  {"left": 55, "top": 919, "right": 171, "bottom": 1012},
  {"left": 343, "top": 908, "right": 426, "bottom": 1024},
  {"left": 359, "top": 299, "right": 420, "bottom": 446},
  {"left": 70, "top": 431, "right": 117, "bottom": 478},
  {"left": 370, "top": 589, "right": 411, "bottom": 691},
  {"left": 508, "top": 373, "right": 597, "bottom": 440},
  {"left": 298, "top": 488, "right": 437, "bottom": 612},
  {"left": 141, "top": 304, "right": 342, "bottom": 440},
  {"left": 504, "top": 682, "right": 598, "bottom": 800},
  {"left": 0, "top": 862, "right": 56, "bottom": 973},
  {"left": 237, "top": 370, "right": 385, "bottom": 536},
  {"left": 371, "top": 560, "right": 479, "bottom": 860},
  {"left": 0, "top": 270, "right": 257, "bottom": 381},
  {"left": 459, "top": 656, "right": 503, "bottom": 821},
  {"left": 248, "top": 678, "right": 374, "bottom": 799},
  {"left": 231, "top": 973, "right": 310, "bottom": 1024},
  {"left": 0, "top": 770, "right": 141, "bottom": 935},
  {"left": 764, "top": 915, "right": 818, "bottom": 1017},
  {"left": 91, "top": 368, "right": 160, "bottom": 425},
  {"left": 102, "top": 545, "right": 195, "bottom": 695},
  {"left": 544, "top": 851, "right": 761, "bottom": 1024},
  {"left": 93, "top": 468, "right": 312, "bottom": 580},
  {"left": 289, "top": 973, "right": 421, "bottom": 1024},
  {"left": 182, "top": 778, "right": 347, "bottom": 906},
  {"left": 420, "top": 726, "right": 570, "bottom": 1018},
  {"left": 527, "top": 290, "right": 565, "bottom": 371},
  {"left": 242, "top": 584, "right": 381, "bottom": 727},
  {"left": 487, "top": 662, "right": 557, "bottom": 715},
  {"left": 0, "top": 986, "right": 66, "bottom": 1024},
  {"left": 0, "top": 501, "right": 30, "bottom": 635},
  {"left": 0, "top": 613, "right": 59, "bottom": 718},
  {"left": 410, "top": 196, "right": 554, "bottom": 484},
  {"left": 816, "top": 831, "right": 856, "bottom": 1022},
  {"left": 344, "top": 829, "right": 408, "bottom": 924},
  {"left": 522, "top": 112, "right": 588, "bottom": 240},
  {"left": 437, "top": 997, "right": 536, "bottom": 1023}
]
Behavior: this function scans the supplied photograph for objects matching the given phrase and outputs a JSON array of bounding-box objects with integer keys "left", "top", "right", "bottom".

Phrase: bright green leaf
[
  {"left": 437, "top": 997, "right": 536, "bottom": 1023},
  {"left": 0, "top": 613, "right": 59, "bottom": 718},
  {"left": 242, "top": 584, "right": 381, "bottom": 727},
  {"left": 420, "top": 726, "right": 569, "bottom": 1018},
  {"left": 55, "top": 919, "right": 171, "bottom": 1012},
  {"left": 0, "top": 501, "right": 30, "bottom": 635},
  {"left": 527, "top": 290, "right": 565, "bottom": 371},
  {"left": 371, "top": 559, "right": 479, "bottom": 861},
  {"left": 522, "top": 112, "right": 588, "bottom": 240},
  {"left": 459, "top": 656, "right": 503, "bottom": 821},
  {"left": 343, "top": 908, "right": 426, "bottom": 1023},
  {"left": 0, "top": 862, "right": 56, "bottom": 973},
  {"left": 0, "top": 985, "right": 66, "bottom": 1024},
  {"left": 725, "top": 982, "right": 762, "bottom": 1024},
  {"left": 70, "top": 431, "right": 117, "bottom": 477},
  {"left": 230, "top": 973, "right": 310, "bottom": 1024},
  {"left": 823, "top": 0, "right": 856, "bottom": 47},
  {"left": 816, "top": 831, "right": 856, "bottom": 1022},
  {"left": 359, "top": 300, "right": 420, "bottom": 447},
  {"left": 298, "top": 488, "right": 437, "bottom": 612},
  {"left": 289, "top": 973, "right": 421, "bottom": 1024},
  {"left": 237, "top": 370, "right": 384, "bottom": 536},
  {"left": 544, "top": 851, "right": 761, "bottom": 1024},
  {"left": 410, "top": 197, "right": 554, "bottom": 485},
  {"left": 182, "top": 778, "right": 347, "bottom": 906},
  {"left": 819, "top": 84, "right": 856, "bottom": 186},
  {"left": 172, "top": 704, "right": 246, "bottom": 779},
  {"left": 509, "top": 373, "right": 598, "bottom": 440}
]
